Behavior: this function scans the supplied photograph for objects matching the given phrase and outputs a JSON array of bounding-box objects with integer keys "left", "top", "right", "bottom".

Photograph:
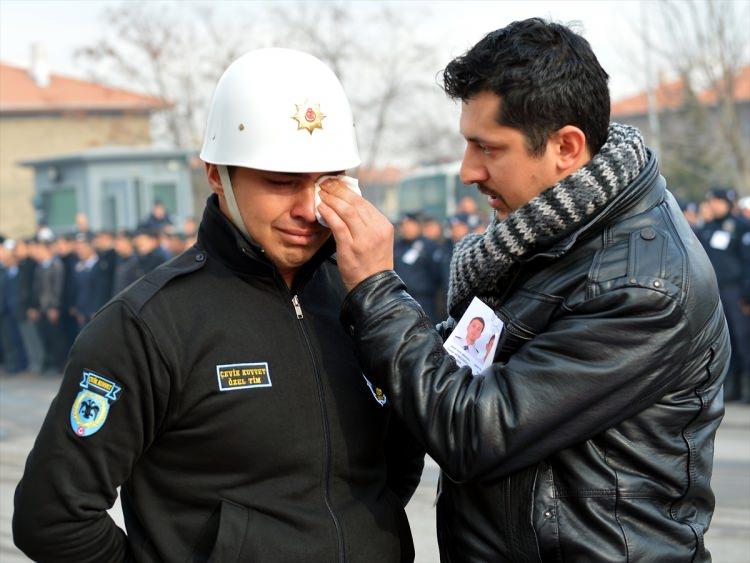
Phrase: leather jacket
[{"left": 341, "top": 154, "right": 730, "bottom": 562}]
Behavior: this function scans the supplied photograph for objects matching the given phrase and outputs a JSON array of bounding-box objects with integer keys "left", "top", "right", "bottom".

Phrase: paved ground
[{"left": 1, "top": 371, "right": 748, "bottom": 562}]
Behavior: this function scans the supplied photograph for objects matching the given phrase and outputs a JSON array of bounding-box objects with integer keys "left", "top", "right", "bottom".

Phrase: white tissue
[{"left": 314, "top": 175, "right": 361, "bottom": 227}]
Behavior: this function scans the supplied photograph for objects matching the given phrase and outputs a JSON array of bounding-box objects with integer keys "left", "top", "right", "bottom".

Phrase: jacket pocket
[
  {"left": 189, "top": 499, "right": 250, "bottom": 563},
  {"left": 531, "top": 462, "right": 561, "bottom": 562},
  {"left": 384, "top": 489, "right": 416, "bottom": 563}
]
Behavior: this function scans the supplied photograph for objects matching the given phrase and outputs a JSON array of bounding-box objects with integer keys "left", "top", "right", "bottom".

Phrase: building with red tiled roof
[
  {"left": 0, "top": 55, "right": 168, "bottom": 236},
  {"left": 0, "top": 62, "right": 168, "bottom": 115},
  {"left": 610, "top": 79, "right": 688, "bottom": 118},
  {"left": 610, "top": 65, "right": 750, "bottom": 198},
  {"left": 698, "top": 65, "right": 750, "bottom": 106},
  {"left": 611, "top": 65, "right": 750, "bottom": 118}
]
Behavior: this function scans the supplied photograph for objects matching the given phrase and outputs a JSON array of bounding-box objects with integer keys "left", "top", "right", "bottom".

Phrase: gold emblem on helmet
[{"left": 292, "top": 101, "right": 326, "bottom": 135}]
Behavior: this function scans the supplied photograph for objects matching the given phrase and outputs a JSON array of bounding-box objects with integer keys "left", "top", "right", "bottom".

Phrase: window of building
[
  {"left": 398, "top": 174, "right": 447, "bottom": 218},
  {"left": 152, "top": 182, "right": 177, "bottom": 215},
  {"left": 101, "top": 179, "right": 128, "bottom": 230},
  {"left": 42, "top": 188, "right": 76, "bottom": 228}
]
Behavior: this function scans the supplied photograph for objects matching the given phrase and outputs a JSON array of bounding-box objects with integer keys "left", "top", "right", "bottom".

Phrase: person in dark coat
[
  {"left": 138, "top": 200, "right": 174, "bottom": 231},
  {"left": 133, "top": 228, "right": 167, "bottom": 277},
  {"left": 93, "top": 231, "right": 117, "bottom": 303},
  {"left": 56, "top": 235, "right": 80, "bottom": 356},
  {"left": 0, "top": 234, "right": 4, "bottom": 368},
  {"left": 30, "top": 240, "right": 65, "bottom": 374},
  {"left": 14, "top": 47, "right": 424, "bottom": 562},
  {"left": 321, "top": 18, "right": 729, "bottom": 562},
  {"left": 0, "top": 240, "right": 28, "bottom": 373},
  {"left": 71, "top": 234, "right": 110, "bottom": 330},
  {"left": 17, "top": 239, "right": 43, "bottom": 373},
  {"left": 440, "top": 214, "right": 472, "bottom": 298},
  {"left": 393, "top": 213, "right": 442, "bottom": 321},
  {"left": 112, "top": 231, "right": 140, "bottom": 295},
  {"left": 699, "top": 187, "right": 750, "bottom": 402}
]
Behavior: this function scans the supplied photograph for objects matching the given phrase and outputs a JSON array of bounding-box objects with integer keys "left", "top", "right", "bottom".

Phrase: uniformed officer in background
[
  {"left": 699, "top": 187, "right": 750, "bottom": 402},
  {"left": 14, "top": 48, "right": 423, "bottom": 562},
  {"left": 393, "top": 213, "right": 442, "bottom": 321}
]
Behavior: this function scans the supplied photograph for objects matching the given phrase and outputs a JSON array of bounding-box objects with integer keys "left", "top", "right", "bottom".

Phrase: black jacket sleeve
[
  {"left": 13, "top": 300, "right": 171, "bottom": 562},
  {"left": 384, "top": 411, "right": 425, "bottom": 505},
  {"left": 341, "top": 271, "right": 692, "bottom": 484}
]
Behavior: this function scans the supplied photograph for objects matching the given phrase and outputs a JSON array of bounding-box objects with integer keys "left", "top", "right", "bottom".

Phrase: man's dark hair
[
  {"left": 74, "top": 232, "right": 93, "bottom": 243},
  {"left": 706, "top": 186, "right": 736, "bottom": 204},
  {"left": 442, "top": 18, "right": 610, "bottom": 156},
  {"left": 117, "top": 229, "right": 136, "bottom": 239},
  {"left": 135, "top": 227, "right": 160, "bottom": 240}
]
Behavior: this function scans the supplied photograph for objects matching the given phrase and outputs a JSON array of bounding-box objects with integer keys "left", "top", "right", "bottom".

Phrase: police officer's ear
[{"left": 205, "top": 163, "right": 225, "bottom": 197}]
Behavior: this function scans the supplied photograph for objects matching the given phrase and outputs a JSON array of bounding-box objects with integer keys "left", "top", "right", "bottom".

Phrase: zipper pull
[{"left": 292, "top": 295, "right": 303, "bottom": 319}]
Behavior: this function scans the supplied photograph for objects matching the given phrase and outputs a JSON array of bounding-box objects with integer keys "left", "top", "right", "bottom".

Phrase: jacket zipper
[
  {"left": 288, "top": 290, "right": 346, "bottom": 562},
  {"left": 292, "top": 294, "right": 304, "bottom": 319},
  {"left": 239, "top": 244, "right": 346, "bottom": 561}
]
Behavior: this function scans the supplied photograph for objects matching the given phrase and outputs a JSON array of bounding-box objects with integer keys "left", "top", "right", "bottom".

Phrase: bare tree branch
[
  {"left": 625, "top": 0, "right": 750, "bottom": 195},
  {"left": 75, "top": 1, "right": 256, "bottom": 148}
]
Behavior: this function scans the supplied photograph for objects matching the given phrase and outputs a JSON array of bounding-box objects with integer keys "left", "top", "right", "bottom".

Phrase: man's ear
[
  {"left": 205, "top": 163, "right": 224, "bottom": 196},
  {"left": 550, "top": 125, "right": 589, "bottom": 174}
]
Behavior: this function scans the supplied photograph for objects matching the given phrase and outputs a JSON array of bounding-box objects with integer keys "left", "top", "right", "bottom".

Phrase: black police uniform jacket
[
  {"left": 340, "top": 154, "right": 730, "bottom": 562},
  {"left": 697, "top": 212, "right": 750, "bottom": 302},
  {"left": 14, "top": 195, "right": 424, "bottom": 563}
]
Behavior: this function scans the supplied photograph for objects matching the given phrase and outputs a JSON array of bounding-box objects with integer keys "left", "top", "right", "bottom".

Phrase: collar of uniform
[{"left": 197, "top": 194, "right": 336, "bottom": 285}]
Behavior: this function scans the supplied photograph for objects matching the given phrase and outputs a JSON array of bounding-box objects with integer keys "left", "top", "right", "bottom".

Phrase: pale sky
[{"left": 1, "top": 0, "right": 649, "bottom": 101}]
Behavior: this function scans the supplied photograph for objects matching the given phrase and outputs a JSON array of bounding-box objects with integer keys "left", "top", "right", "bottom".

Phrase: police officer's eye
[
  {"left": 266, "top": 178, "right": 295, "bottom": 186},
  {"left": 478, "top": 144, "right": 492, "bottom": 155}
]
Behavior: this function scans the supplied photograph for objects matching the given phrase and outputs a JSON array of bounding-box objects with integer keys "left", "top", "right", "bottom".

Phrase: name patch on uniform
[
  {"left": 216, "top": 363, "right": 272, "bottom": 392},
  {"left": 70, "top": 370, "right": 122, "bottom": 437}
]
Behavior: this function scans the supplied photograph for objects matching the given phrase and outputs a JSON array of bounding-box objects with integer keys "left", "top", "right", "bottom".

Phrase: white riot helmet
[{"left": 200, "top": 48, "right": 360, "bottom": 239}]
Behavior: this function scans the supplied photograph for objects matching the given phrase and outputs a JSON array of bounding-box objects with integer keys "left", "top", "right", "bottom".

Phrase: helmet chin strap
[{"left": 217, "top": 165, "right": 257, "bottom": 246}]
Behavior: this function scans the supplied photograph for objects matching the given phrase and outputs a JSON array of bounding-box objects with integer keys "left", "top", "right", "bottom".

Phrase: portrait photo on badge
[{"left": 444, "top": 297, "right": 505, "bottom": 375}]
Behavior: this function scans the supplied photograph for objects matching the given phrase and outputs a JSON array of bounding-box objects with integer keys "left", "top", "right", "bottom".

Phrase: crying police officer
[{"left": 14, "top": 48, "right": 423, "bottom": 563}]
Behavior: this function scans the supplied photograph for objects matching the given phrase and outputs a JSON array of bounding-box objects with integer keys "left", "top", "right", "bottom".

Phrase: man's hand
[{"left": 318, "top": 177, "right": 394, "bottom": 292}]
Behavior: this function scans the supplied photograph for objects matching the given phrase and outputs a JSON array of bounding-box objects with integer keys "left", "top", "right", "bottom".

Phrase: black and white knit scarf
[{"left": 447, "top": 122, "right": 647, "bottom": 315}]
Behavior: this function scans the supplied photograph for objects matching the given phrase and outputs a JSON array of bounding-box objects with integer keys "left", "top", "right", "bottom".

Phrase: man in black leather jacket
[{"left": 318, "top": 18, "right": 729, "bottom": 562}]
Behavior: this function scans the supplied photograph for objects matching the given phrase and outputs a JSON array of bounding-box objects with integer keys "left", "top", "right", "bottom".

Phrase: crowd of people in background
[
  {"left": 394, "top": 196, "right": 489, "bottom": 321},
  {"left": 0, "top": 201, "right": 197, "bottom": 376},
  {"left": 1, "top": 191, "right": 748, "bottom": 402}
]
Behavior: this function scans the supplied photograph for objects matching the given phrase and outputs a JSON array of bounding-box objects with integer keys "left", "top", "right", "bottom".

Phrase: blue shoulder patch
[{"left": 70, "top": 370, "right": 123, "bottom": 437}]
